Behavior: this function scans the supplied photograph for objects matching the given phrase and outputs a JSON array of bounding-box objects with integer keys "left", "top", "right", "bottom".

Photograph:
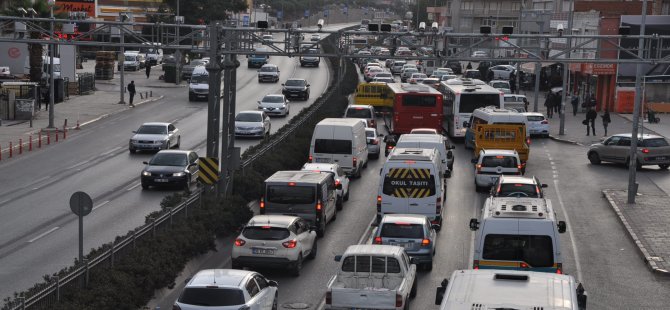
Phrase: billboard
[{"left": 56, "top": 0, "right": 95, "bottom": 17}]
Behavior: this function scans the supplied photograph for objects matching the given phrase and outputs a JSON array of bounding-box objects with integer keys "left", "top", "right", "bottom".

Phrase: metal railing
[{"left": 78, "top": 73, "right": 95, "bottom": 94}]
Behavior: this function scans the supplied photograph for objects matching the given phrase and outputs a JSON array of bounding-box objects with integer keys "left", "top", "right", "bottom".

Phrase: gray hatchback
[
  {"left": 372, "top": 214, "right": 438, "bottom": 271},
  {"left": 587, "top": 133, "right": 670, "bottom": 169}
]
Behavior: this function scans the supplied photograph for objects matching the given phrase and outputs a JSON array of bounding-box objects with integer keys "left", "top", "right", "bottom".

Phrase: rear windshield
[
  {"left": 341, "top": 256, "right": 401, "bottom": 273},
  {"left": 526, "top": 115, "right": 545, "bottom": 122},
  {"left": 483, "top": 234, "right": 554, "bottom": 267},
  {"left": 346, "top": 108, "right": 372, "bottom": 118},
  {"left": 314, "top": 139, "right": 352, "bottom": 154},
  {"left": 497, "top": 183, "right": 539, "bottom": 198},
  {"left": 402, "top": 95, "right": 436, "bottom": 107},
  {"left": 178, "top": 288, "right": 245, "bottom": 306},
  {"left": 266, "top": 185, "right": 315, "bottom": 204},
  {"left": 236, "top": 113, "right": 262, "bottom": 122},
  {"left": 481, "top": 156, "right": 518, "bottom": 168},
  {"left": 242, "top": 226, "right": 290, "bottom": 240},
  {"left": 459, "top": 94, "right": 501, "bottom": 113},
  {"left": 380, "top": 223, "right": 424, "bottom": 239},
  {"left": 641, "top": 138, "right": 669, "bottom": 147},
  {"left": 382, "top": 168, "right": 436, "bottom": 197}
]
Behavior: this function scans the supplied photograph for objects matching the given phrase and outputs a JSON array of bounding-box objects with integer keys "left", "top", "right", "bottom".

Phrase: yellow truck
[
  {"left": 352, "top": 82, "right": 393, "bottom": 111},
  {"left": 473, "top": 124, "right": 529, "bottom": 163}
]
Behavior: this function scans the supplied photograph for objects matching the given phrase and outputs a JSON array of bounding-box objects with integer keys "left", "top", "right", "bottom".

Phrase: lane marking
[
  {"left": 28, "top": 227, "right": 60, "bottom": 243},
  {"left": 100, "top": 146, "right": 123, "bottom": 157},
  {"left": 93, "top": 200, "right": 110, "bottom": 211},
  {"left": 0, "top": 199, "right": 10, "bottom": 205},
  {"left": 553, "top": 179, "right": 584, "bottom": 281},
  {"left": 67, "top": 161, "right": 90, "bottom": 170},
  {"left": 127, "top": 182, "right": 141, "bottom": 191}
]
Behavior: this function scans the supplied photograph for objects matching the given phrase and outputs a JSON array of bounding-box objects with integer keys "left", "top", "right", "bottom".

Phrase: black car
[
  {"left": 282, "top": 78, "right": 310, "bottom": 100},
  {"left": 299, "top": 48, "right": 320, "bottom": 67},
  {"left": 141, "top": 150, "right": 199, "bottom": 190}
]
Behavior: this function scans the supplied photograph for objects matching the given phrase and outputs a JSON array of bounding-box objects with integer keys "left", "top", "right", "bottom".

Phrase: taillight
[
  {"left": 556, "top": 263, "right": 563, "bottom": 274},
  {"left": 421, "top": 239, "right": 431, "bottom": 246},
  {"left": 473, "top": 260, "right": 479, "bottom": 269},
  {"left": 520, "top": 262, "right": 529, "bottom": 268},
  {"left": 387, "top": 145, "right": 394, "bottom": 150},
  {"left": 376, "top": 195, "right": 382, "bottom": 212},
  {"left": 259, "top": 197, "right": 265, "bottom": 214},
  {"left": 282, "top": 239, "right": 297, "bottom": 248},
  {"left": 316, "top": 200, "right": 323, "bottom": 211},
  {"left": 541, "top": 120, "right": 548, "bottom": 124},
  {"left": 642, "top": 148, "right": 650, "bottom": 154},
  {"left": 372, "top": 139, "right": 379, "bottom": 145},
  {"left": 335, "top": 179, "right": 341, "bottom": 186},
  {"left": 527, "top": 137, "right": 531, "bottom": 145},
  {"left": 308, "top": 154, "right": 313, "bottom": 162},
  {"left": 476, "top": 164, "right": 482, "bottom": 172},
  {"left": 374, "top": 236, "right": 382, "bottom": 244},
  {"left": 394, "top": 113, "right": 399, "bottom": 123},
  {"left": 517, "top": 164, "right": 522, "bottom": 170},
  {"left": 353, "top": 157, "right": 357, "bottom": 167},
  {"left": 234, "top": 238, "right": 246, "bottom": 247},
  {"left": 395, "top": 293, "right": 403, "bottom": 308},
  {"left": 326, "top": 292, "right": 332, "bottom": 304}
]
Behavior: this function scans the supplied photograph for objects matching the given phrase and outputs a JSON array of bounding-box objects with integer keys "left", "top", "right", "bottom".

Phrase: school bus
[{"left": 352, "top": 82, "right": 394, "bottom": 110}]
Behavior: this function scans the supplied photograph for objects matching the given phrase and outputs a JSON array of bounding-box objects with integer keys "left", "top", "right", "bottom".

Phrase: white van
[
  {"left": 464, "top": 106, "right": 529, "bottom": 149},
  {"left": 435, "top": 269, "right": 587, "bottom": 310},
  {"left": 377, "top": 148, "right": 446, "bottom": 228},
  {"left": 188, "top": 66, "right": 208, "bottom": 101},
  {"left": 121, "top": 51, "right": 145, "bottom": 71},
  {"left": 142, "top": 43, "right": 163, "bottom": 65},
  {"left": 395, "top": 133, "right": 454, "bottom": 176},
  {"left": 310, "top": 118, "right": 368, "bottom": 178},
  {"left": 24, "top": 56, "right": 61, "bottom": 81},
  {"left": 469, "top": 197, "right": 567, "bottom": 273}
]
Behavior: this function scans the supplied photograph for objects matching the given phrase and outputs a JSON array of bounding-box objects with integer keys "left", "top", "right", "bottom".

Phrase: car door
[
  {"left": 168, "top": 124, "right": 178, "bottom": 145},
  {"left": 599, "top": 136, "right": 620, "bottom": 162},
  {"left": 615, "top": 137, "right": 632, "bottom": 163},
  {"left": 188, "top": 152, "right": 199, "bottom": 182},
  {"left": 245, "top": 278, "right": 263, "bottom": 310},
  {"left": 253, "top": 274, "right": 274, "bottom": 310},
  {"left": 294, "top": 220, "right": 311, "bottom": 255},
  {"left": 324, "top": 178, "right": 337, "bottom": 220}
]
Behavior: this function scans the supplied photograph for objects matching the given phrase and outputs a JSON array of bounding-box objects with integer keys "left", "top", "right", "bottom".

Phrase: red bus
[{"left": 387, "top": 83, "right": 444, "bottom": 135}]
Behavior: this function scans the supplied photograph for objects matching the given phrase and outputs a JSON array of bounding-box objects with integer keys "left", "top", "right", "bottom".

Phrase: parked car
[
  {"left": 235, "top": 111, "right": 271, "bottom": 139},
  {"left": 232, "top": 215, "right": 318, "bottom": 276},
  {"left": 373, "top": 214, "right": 438, "bottom": 270},
  {"left": 523, "top": 112, "right": 549, "bottom": 137},
  {"left": 587, "top": 133, "right": 670, "bottom": 169},
  {"left": 129, "top": 122, "right": 180, "bottom": 153},
  {"left": 282, "top": 78, "right": 310, "bottom": 100},
  {"left": 257, "top": 64, "right": 280, "bottom": 83},
  {"left": 301, "top": 162, "right": 350, "bottom": 208},
  {"left": 174, "top": 269, "right": 278, "bottom": 310},
  {"left": 365, "top": 127, "right": 381, "bottom": 159},
  {"left": 140, "top": 150, "right": 199, "bottom": 190},
  {"left": 258, "top": 94, "right": 290, "bottom": 116}
]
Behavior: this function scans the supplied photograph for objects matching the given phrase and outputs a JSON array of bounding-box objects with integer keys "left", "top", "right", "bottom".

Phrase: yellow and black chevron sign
[
  {"left": 198, "top": 157, "right": 219, "bottom": 185},
  {"left": 386, "top": 168, "right": 433, "bottom": 198}
]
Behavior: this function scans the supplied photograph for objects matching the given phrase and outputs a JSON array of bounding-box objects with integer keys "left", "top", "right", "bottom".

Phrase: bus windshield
[
  {"left": 459, "top": 94, "right": 500, "bottom": 113},
  {"left": 402, "top": 95, "right": 437, "bottom": 107}
]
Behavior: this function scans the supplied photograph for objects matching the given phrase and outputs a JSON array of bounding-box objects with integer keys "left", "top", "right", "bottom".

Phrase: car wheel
[
  {"left": 291, "top": 254, "right": 303, "bottom": 276},
  {"left": 410, "top": 279, "right": 417, "bottom": 298},
  {"left": 424, "top": 261, "right": 433, "bottom": 271},
  {"left": 336, "top": 196, "right": 343, "bottom": 210},
  {"left": 129, "top": 148, "right": 135, "bottom": 154},
  {"left": 626, "top": 157, "right": 642, "bottom": 170},
  {"left": 331, "top": 207, "right": 337, "bottom": 221},
  {"left": 659, "top": 164, "right": 669, "bottom": 169},
  {"left": 188, "top": 94, "right": 194, "bottom": 101},
  {"left": 231, "top": 260, "right": 242, "bottom": 269},
  {"left": 141, "top": 183, "right": 148, "bottom": 190},
  {"left": 272, "top": 294, "right": 278, "bottom": 310},
  {"left": 354, "top": 167, "right": 362, "bottom": 179},
  {"left": 258, "top": 78, "right": 262, "bottom": 83},
  {"left": 588, "top": 152, "right": 601, "bottom": 165},
  {"left": 175, "top": 137, "right": 181, "bottom": 149},
  {"left": 363, "top": 159, "right": 368, "bottom": 168},
  {"left": 317, "top": 220, "right": 326, "bottom": 238},
  {"left": 344, "top": 189, "right": 350, "bottom": 201},
  {"left": 165, "top": 141, "right": 171, "bottom": 150},
  {"left": 308, "top": 239, "right": 318, "bottom": 259}
]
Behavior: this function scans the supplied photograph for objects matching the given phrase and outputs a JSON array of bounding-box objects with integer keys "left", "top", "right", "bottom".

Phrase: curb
[
  {"left": 602, "top": 189, "right": 670, "bottom": 275},
  {"left": 549, "top": 134, "right": 583, "bottom": 146}
]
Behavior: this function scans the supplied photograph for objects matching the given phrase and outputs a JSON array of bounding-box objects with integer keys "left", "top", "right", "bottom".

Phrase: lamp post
[
  {"left": 47, "top": 0, "right": 55, "bottom": 129},
  {"left": 118, "top": 13, "right": 127, "bottom": 104},
  {"left": 559, "top": 0, "right": 574, "bottom": 135}
]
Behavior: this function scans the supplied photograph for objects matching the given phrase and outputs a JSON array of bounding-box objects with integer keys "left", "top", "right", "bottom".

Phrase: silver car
[
  {"left": 235, "top": 111, "right": 271, "bottom": 138},
  {"left": 587, "top": 133, "right": 670, "bottom": 169},
  {"left": 129, "top": 122, "right": 180, "bottom": 153},
  {"left": 258, "top": 94, "right": 290, "bottom": 116},
  {"left": 372, "top": 214, "right": 438, "bottom": 271},
  {"left": 365, "top": 128, "right": 381, "bottom": 159}
]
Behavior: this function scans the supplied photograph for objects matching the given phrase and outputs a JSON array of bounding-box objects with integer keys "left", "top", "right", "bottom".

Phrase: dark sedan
[{"left": 141, "top": 150, "right": 199, "bottom": 190}]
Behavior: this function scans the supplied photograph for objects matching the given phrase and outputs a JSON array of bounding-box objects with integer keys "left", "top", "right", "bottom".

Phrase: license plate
[
  {"left": 656, "top": 156, "right": 667, "bottom": 160},
  {"left": 315, "top": 158, "right": 331, "bottom": 163},
  {"left": 391, "top": 242, "right": 409, "bottom": 248},
  {"left": 155, "top": 179, "right": 168, "bottom": 183},
  {"left": 252, "top": 248, "right": 275, "bottom": 255}
]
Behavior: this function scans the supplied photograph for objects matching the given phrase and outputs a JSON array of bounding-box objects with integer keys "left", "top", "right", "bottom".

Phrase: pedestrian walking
[
  {"left": 585, "top": 107, "right": 597, "bottom": 136},
  {"left": 571, "top": 94, "right": 579, "bottom": 116},
  {"left": 466, "top": 62, "right": 472, "bottom": 70},
  {"left": 487, "top": 69, "right": 494, "bottom": 82},
  {"left": 127, "top": 80, "right": 136, "bottom": 107},
  {"left": 553, "top": 91, "right": 561, "bottom": 114},
  {"left": 509, "top": 72, "right": 517, "bottom": 94},
  {"left": 588, "top": 93, "right": 597, "bottom": 109},
  {"left": 523, "top": 97, "right": 529, "bottom": 112},
  {"left": 601, "top": 109, "right": 611, "bottom": 136},
  {"left": 145, "top": 63, "right": 151, "bottom": 78},
  {"left": 545, "top": 92, "right": 554, "bottom": 118}
]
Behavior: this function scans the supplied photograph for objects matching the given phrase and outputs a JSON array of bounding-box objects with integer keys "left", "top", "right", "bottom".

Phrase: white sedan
[
  {"left": 301, "top": 162, "right": 350, "bottom": 208},
  {"left": 258, "top": 94, "right": 290, "bottom": 117},
  {"left": 523, "top": 112, "right": 550, "bottom": 138},
  {"left": 235, "top": 111, "right": 271, "bottom": 138}
]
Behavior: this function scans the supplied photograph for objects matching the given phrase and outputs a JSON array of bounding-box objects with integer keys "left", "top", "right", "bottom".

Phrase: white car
[
  {"left": 523, "top": 112, "right": 550, "bottom": 138},
  {"left": 257, "top": 64, "right": 280, "bottom": 83},
  {"left": 235, "top": 111, "right": 271, "bottom": 138},
  {"left": 174, "top": 269, "right": 278, "bottom": 310},
  {"left": 439, "top": 74, "right": 458, "bottom": 81},
  {"left": 365, "top": 127, "right": 381, "bottom": 159},
  {"left": 232, "top": 215, "right": 318, "bottom": 276},
  {"left": 471, "top": 50, "right": 488, "bottom": 58},
  {"left": 258, "top": 94, "right": 290, "bottom": 116},
  {"left": 129, "top": 122, "right": 180, "bottom": 153},
  {"left": 409, "top": 73, "right": 428, "bottom": 84},
  {"left": 489, "top": 80, "right": 511, "bottom": 94},
  {"left": 301, "top": 162, "right": 350, "bottom": 208},
  {"left": 489, "top": 65, "right": 517, "bottom": 80},
  {"left": 472, "top": 149, "right": 522, "bottom": 192}
]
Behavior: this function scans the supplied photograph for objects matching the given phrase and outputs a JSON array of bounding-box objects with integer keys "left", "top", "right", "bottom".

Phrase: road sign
[
  {"left": 198, "top": 157, "right": 219, "bottom": 185},
  {"left": 304, "top": 9, "right": 310, "bottom": 17},
  {"left": 70, "top": 191, "right": 92, "bottom": 216},
  {"left": 242, "top": 15, "right": 250, "bottom": 27},
  {"left": 277, "top": 10, "right": 283, "bottom": 20}
]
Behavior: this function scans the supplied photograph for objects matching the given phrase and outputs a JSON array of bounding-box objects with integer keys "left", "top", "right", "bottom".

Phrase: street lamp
[{"left": 47, "top": 0, "right": 55, "bottom": 129}]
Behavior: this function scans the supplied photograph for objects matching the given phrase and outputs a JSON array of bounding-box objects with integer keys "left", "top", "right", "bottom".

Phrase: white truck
[{"left": 326, "top": 244, "right": 417, "bottom": 310}]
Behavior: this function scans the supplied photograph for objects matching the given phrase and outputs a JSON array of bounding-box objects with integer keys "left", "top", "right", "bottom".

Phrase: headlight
[
  {"left": 173, "top": 172, "right": 186, "bottom": 177},
  {"left": 129, "top": 139, "right": 137, "bottom": 144},
  {"left": 279, "top": 106, "right": 286, "bottom": 110},
  {"left": 142, "top": 171, "right": 151, "bottom": 176}
]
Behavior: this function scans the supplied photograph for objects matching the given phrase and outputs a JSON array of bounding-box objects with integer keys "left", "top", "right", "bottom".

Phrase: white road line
[
  {"left": 28, "top": 227, "right": 60, "bottom": 243},
  {"left": 553, "top": 179, "right": 584, "bottom": 281},
  {"left": 127, "top": 183, "right": 141, "bottom": 191},
  {"left": 93, "top": 200, "right": 110, "bottom": 211},
  {"left": 100, "top": 146, "right": 123, "bottom": 156},
  {"left": 468, "top": 196, "right": 478, "bottom": 267},
  {"left": 0, "top": 199, "right": 10, "bottom": 205},
  {"left": 67, "top": 161, "right": 90, "bottom": 170},
  {"left": 27, "top": 176, "right": 51, "bottom": 187}
]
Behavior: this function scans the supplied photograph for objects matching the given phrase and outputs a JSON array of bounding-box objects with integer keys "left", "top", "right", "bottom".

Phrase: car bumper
[
  {"left": 189, "top": 91, "right": 209, "bottom": 99},
  {"left": 232, "top": 256, "right": 296, "bottom": 268},
  {"left": 301, "top": 60, "right": 320, "bottom": 66},
  {"left": 129, "top": 142, "right": 168, "bottom": 151},
  {"left": 283, "top": 91, "right": 308, "bottom": 98},
  {"left": 260, "top": 109, "right": 287, "bottom": 116},
  {"left": 407, "top": 252, "right": 433, "bottom": 264},
  {"left": 141, "top": 175, "right": 188, "bottom": 187},
  {"left": 368, "top": 145, "right": 380, "bottom": 155},
  {"left": 235, "top": 130, "right": 265, "bottom": 138},
  {"left": 258, "top": 75, "right": 278, "bottom": 82},
  {"left": 640, "top": 156, "right": 670, "bottom": 165}
]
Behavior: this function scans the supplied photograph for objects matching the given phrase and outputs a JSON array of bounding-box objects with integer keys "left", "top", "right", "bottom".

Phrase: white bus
[{"left": 438, "top": 78, "right": 504, "bottom": 138}]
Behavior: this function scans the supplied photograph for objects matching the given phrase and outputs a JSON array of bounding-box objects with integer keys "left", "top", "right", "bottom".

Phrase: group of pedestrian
[
  {"left": 544, "top": 91, "right": 561, "bottom": 118},
  {"left": 582, "top": 93, "right": 610, "bottom": 136}
]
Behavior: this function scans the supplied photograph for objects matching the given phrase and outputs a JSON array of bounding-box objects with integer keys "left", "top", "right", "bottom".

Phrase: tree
[
  {"left": 163, "top": 0, "right": 247, "bottom": 25},
  {"left": 3, "top": 0, "right": 65, "bottom": 82}
]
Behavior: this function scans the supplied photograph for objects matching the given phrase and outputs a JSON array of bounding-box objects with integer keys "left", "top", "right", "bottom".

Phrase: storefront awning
[{"left": 520, "top": 62, "right": 557, "bottom": 74}]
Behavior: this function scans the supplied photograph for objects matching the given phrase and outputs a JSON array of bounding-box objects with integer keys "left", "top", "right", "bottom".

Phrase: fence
[{"left": 77, "top": 73, "right": 95, "bottom": 95}]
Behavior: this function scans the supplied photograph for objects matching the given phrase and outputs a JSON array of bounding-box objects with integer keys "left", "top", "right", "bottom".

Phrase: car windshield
[
  {"left": 262, "top": 96, "right": 284, "bottom": 103},
  {"left": 285, "top": 80, "right": 306, "bottom": 86},
  {"left": 498, "top": 183, "right": 539, "bottom": 198},
  {"left": 190, "top": 75, "right": 208, "bottom": 83},
  {"left": 492, "top": 82, "right": 509, "bottom": 88},
  {"left": 641, "top": 138, "right": 669, "bottom": 147},
  {"left": 149, "top": 153, "right": 188, "bottom": 166},
  {"left": 346, "top": 108, "right": 372, "bottom": 118},
  {"left": 236, "top": 113, "right": 262, "bottom": 122},
  {"left": 178, "top": 288, "right": 245, "bottom": 306},
  {"left": 260, "top": 66, "right": 277, "bottom": 72},
  {"left": 242, "top": 226, "right": 290, "bottom": 240},
  {"left": 366, "top": 130, "right": 375, "bottom": 138},
  {"left": 125, "top": 55, "right": 137, "bottom": 61},
  {"left": 137, "top": 125, "right": 167, "bottom": 135},
  {"left": 482, "top": 156, "right": 517, "bottom": 168},
  {"left": 380, "top": 223, "right": 424, "bottom": 239},
  {"left": 314, "top": 139, "right": 352, "bottom": 154}
]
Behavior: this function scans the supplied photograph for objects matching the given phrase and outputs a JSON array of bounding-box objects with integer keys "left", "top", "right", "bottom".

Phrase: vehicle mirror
[
  {"left": 371, "top": 221, "right": 379, "bottom": 227},
  {"left": 307, "top": 84, "right": 310, "bottom": 87},
  {"left": 246, "top": 55, "right": 249, "bottom": 58},
  {"left": 409, "top": 257, "right": 418, "bottom": 265},
  {"left": 268, "top": 280, "right": 278, "bottom": 287},
  {"left": 445, "top": 170, "right": 451, "bottom": 178},
  {"left": 471, "top": 158, "right": 478, "bottom": 164},
  {"left": 431, "top": 224, "right": 441, "bottom": 231},
  {"left": 132, "top": 130, "right": 137, "bottom": 133},
  {"left": 335, "top": 183, "right": 342, "bottom": 190},
  {"left": 257, "top": 101, "right": 261, "bottom": 105},
  {"left": 334, "top": 255, "right": 342, "bottom": 262},
  {"left": 142, "top": 161, "right": 148, "bottom": 165},
  {"left": 469, "top": 218, "right": 480, "bottom": 231},
  {"left": 541, "top": 184, "right": 548, "bottom": 188},
  {"left": 576, "top": 283, "right": 587, "bottom": 309},
  {"left": 558, "top": 221, "right": 567, "bottom": 233},
  {"left": 184, "top": 277, "right": 192, "bottom": 284},
  {"left": 281, "top": 83, "right": 285, "bottom": 86},
  {"left": 435, "top": 279, "right": 448, "bottom": 305}
]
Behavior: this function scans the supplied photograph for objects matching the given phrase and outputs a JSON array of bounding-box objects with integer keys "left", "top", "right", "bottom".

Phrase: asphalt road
[{"left": 0, "top": 32, "right": 334, "bottom": 299}]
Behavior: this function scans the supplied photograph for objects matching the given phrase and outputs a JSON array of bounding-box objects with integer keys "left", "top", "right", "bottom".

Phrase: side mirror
[
  {"left": 268, "top": 280, "right": 278, "bottom": 287},
  {"left": 335, "top": 183, "right": 342, "bottom": 190},
  {"left": 469, "top": 218, "right": 480, "bottom": 231},
  {"left": 445, "top": 170, "right": 451, "bottom": 178},
  {"left": 463, "top": 121, "right": 470, "bottom": 128},
  {"left": 371, "top": 221, "right": 379, "bottom": 227},
  {"left": 431, "top": 224, "right": 441, "bottom": 231},
  {"left": 558, "top": 221, "right": 567, "bottom": 233},
  {"left": 334, "top": 255, "right": 342, "bottom": 262},
  {"left": 435, "top": 279, "right": 448, "bottom": 305},
  {"left": 409, "top": 257, "right": 418, "bottom": 265},
  {"left": 142, "top": 161, "right": 148, "bottom": 165},
  {"left": 132, "top": 130, "right": 137, "bottom": 133},
  {"left": 184, "top": 277, "right": 192, "bottom": 284},
  {"left": 577, "top": 283, "right": 587, "bottom": 310},
  {"left": 281, "top": 83, "right": 285, "bottom": 86},
  {"left": 309, "top": 226, "right": 317, "bottom": 232},
  {"left": 257, "top": 101, "right": 261, "bottom": 105},
  {"left": 471, "top": 158, "right": 478, "bottom": 164},
  {"left": 541, "top": 184, "right": 548, "bottom": 188}
]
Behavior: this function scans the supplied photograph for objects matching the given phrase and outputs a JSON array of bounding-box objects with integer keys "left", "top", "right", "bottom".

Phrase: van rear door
[
  {"left": 381, "top": 164, "right": 436, "bottom": 217},
  {"left": 264, "top": 183, "right": 317, "bottom": 223}
]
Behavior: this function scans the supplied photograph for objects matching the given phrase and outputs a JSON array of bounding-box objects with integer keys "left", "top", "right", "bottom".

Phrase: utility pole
[
  {"left": 532, "top": 18, "right": 545, "bottom": 112},
  {"left": 175, "top": 0, "right": 181, "bottom": 85},
  {"left": 559, "top": 1, "right": 574, "bottom": 135},
  {"left": 47, "top": 0, "right": 55, "bottom": 128},
  {"left": 219, "top": 29, "right": 239, "bottom": 197},
  {"left": 205, "top": 22, "right": 222, "bottom": 197},
  {"left": 628, "top": 0, "right": 649, "bottom": 203},
  {"left": 118, "top": 15, "right": 126, "bottom": 104}
]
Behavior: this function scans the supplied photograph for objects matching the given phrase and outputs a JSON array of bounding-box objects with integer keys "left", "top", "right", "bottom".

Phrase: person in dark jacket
[
  {"left": 602, "top": 109, "right": 611, "bottom": 136},
  {"left": 127, "top": 81, "right": 136, "bottom": 107},
  {"left": 145, "top": 63, "right": 151, "bottom": 78},
  {"left": 571, "top": 94, "right": 579, "bottom": 116},
  {"left": 545, "top": 92, "right": 554, "bottom": 118},
  {"left": 487, "top": 69, "right": 494, "bottom": 82},
  {"left": 586, "top": 107, "right": 597, "bottom": 136},
  {"left": 466, "top": 62, "right": 472, "bottom": 69},
  {"left": 509, "top": 72, "right": 517, "bottom": 94}
]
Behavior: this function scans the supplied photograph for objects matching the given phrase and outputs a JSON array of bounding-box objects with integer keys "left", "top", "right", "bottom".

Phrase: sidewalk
[{"left": 522, "top": 89, "right": 670, "bottom": 275}]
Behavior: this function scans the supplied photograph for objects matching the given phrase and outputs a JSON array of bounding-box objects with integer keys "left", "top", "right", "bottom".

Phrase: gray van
[{"left": 261, "top": 171, "right": 340, "bottom": 238}]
